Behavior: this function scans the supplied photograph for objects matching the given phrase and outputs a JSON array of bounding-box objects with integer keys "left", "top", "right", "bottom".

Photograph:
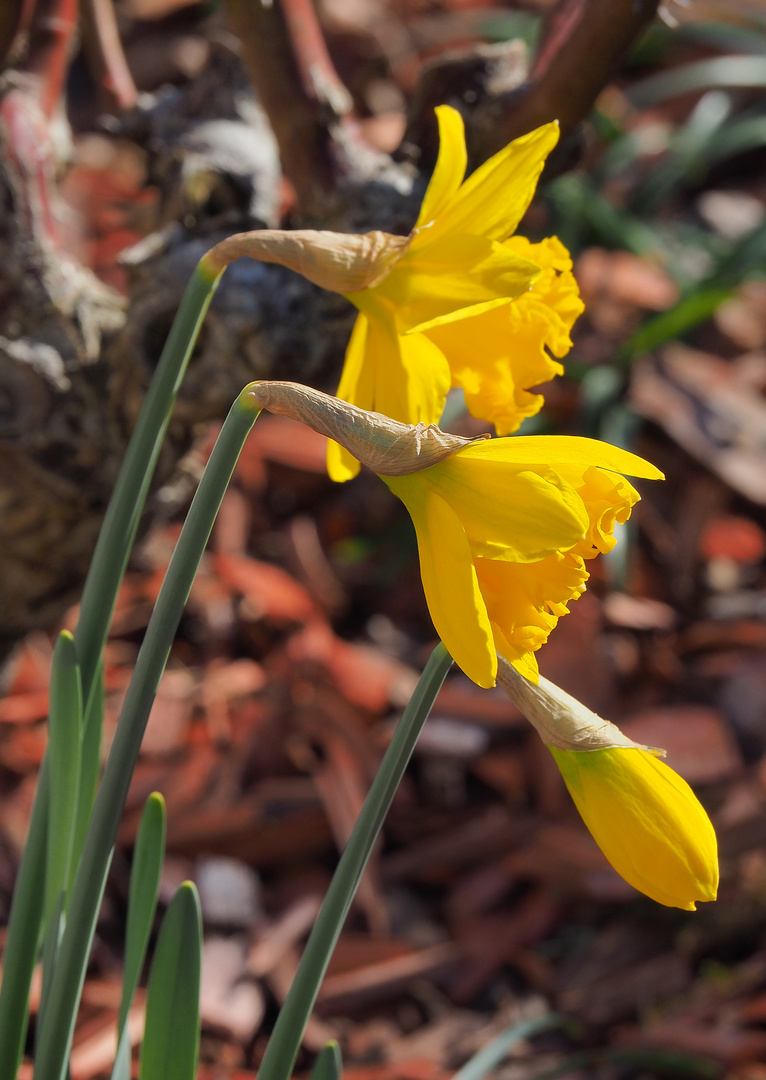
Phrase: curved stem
[
  {"left": 33, "top": 391, "right": 261, "bottom": 1080},
  {"left": 74, "top": 259, "right": 223, "bottom": 712},
  {"left": 0, "top": 255, "right": 224, "bottom": 1080},
  {"left": 257, "top": 642, "right": 453, "bottom": 1080}
]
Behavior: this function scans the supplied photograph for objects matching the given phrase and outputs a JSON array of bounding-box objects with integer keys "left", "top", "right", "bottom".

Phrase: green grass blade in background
[
  {"left": 705, "top": 114, "right": 766, "bottom": 168},
  {"left": 45, "top": 631, "right": 83, "bottom": 923},
  {"left": 622, "top": 286, "right": 733, "bottom": 359},
  {"left": 677, "top": 20, "right": 766, "bottom": 56},
  {"left": 628, "top": 55, "right": 766, "bottom": 107},
  {"left": 310, "top": 1042, "right": 343, "bottom": 1080},
  {"left": 630, "top": 90, "right": 733, "bottom": 215},
  {"left": 257, "top": 642, "right": 454, "bottom": 1080},
  {"left": 119, "top": 793, "right": 166, "bottom": 1034},
  {"left": 32, "top": 390, "right": 260, "bottom": 1080},
  {"left": 139, "top": 882, "right": 202, "bottom": 1080},
  {"left": 451, "top": 1015, "right": 569, "bottom": 1080}
]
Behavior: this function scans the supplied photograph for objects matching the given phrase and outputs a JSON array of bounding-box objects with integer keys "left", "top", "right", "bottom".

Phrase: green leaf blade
[
  {"left": 70, "top": 658, "right": 104, "bottom": 887},
  {"left": 74, "top": 260, "right": 225, "bottom": 710},
  {"left": 46, "top": 631, "right": 83, "bottom": 922},
  {"left": 119, "top": 793, "right": 166, "bottom": 1033},
  {"left": 110, "top": 1026, "right": 133, "bottom": 1080},
  {"left": 139, "top": 882, "right": 202, "bottom": 1080},
  {"left": 310, "top": 1041, "right": 343, "bottom": 1080},
  {"left": 0, "top": 761, "right": 50, "bottom": 1078},
  {"left": 452, "top": 1015, "right": 571, "bottom": 1080}
]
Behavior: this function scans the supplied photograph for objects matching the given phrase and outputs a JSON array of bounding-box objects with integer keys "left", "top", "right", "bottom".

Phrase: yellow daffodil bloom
[
  {"left": 244, "top": 382, "right": 662, "bottom": 694},
  {"left": 384, "top": 435, "right": 663, "bottom": 688},
  {"left": 329, "top": 105, "right": 583, "bottom": 482},
  {"left": 497, "top": 660, "right": 719, "bottom": 910},
  {"left": 551, "top": 747, "right": 719, "bottom": 909}
]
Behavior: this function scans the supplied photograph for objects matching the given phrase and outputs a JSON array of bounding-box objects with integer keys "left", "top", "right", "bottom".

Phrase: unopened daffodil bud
[{"left": 497, "top": 658, "right": 719, "bottom": 910}]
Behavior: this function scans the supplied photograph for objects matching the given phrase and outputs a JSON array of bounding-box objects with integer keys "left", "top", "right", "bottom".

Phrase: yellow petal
[
  {"left": 423, "top": 457, "right": 588, "bottom": 562},
  {"left": 327, "top": 438, "right": 360, "bottom": 483},
  {"left": 415, "top": 105, "right": 467, "bottom": 229},
  {"left": 408, "top": 296, "right": 519, "bottom": 335},
  {"left": 551, "top": 747, "right": 719, "bottom": 910},
  {"left": 413, "top": 121, "right": 560, "bottom": 249},
  {"left": 335, "top": 311, "right": 371, "bottom": 405},
  {"left": 504, "top": 235, "right": 584, "bottom": 359},
  {"left": 385, "top": 475, "right": 497, "bottom": 687},
  {"left": 456, "top": 435, "right": 665, "bottom": 481},
  {"left": 425, "top": 302, "right": 563, "bottom": 435},
  {"left": 509, "top": 651, "right": 540, "bottom": 683},
  {"left": 365, "top": 307, "right": 452, "bottom": 422},
  {"left": 329, "top": 311, "right": 452, "bottom": 478},
  {"left": 563, "top": 466, "right": 640, "bottom": 559},
  {"left": 364, "top": 234, "right": 540, "bottom": 333},
  {"left": 394, "top": 331, "right": 452, "bottom": 428},
  {"left": 421, "top": 233, "right": 583, "bottom": 435},
  {"left": 327, "top": 312, "right": 373, "bottom": 482}
]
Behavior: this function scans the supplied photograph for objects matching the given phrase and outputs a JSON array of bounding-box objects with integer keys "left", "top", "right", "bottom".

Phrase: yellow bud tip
[
  {"left": 238, "top": 383, "right": 267, "bottom": 414},
  {"left": 551, "top": 746, "right": 719, "bottom": 910},
  {"left": 198, "top": 249, "right": 228, "bottom": 281}
]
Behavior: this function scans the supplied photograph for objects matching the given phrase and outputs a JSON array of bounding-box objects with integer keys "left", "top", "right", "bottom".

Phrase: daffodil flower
[
  {"left": 498, "top": 660, "right": 719, "bottom": 910},
  {"left": 245, "top": 381, "right": 662, "bottom": 690},
  {"left": 202, "top": 107, "right": 580, "bottom": 483},
  {"left": 385, "top": 434, "right": 662, "bottom": 688},
  {"left": 329, "top": 105, "right": 583, "bottom": 481},
  {"left": 242, "top": 384, "right": 713, "bottom": 911}
]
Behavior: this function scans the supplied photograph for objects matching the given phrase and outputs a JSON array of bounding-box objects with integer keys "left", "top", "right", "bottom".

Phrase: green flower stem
[
  {"left": 33, "top": 391, "right": 260, "bottom": 1080},
  {"left": 0, "top": 259, "right": 223, "bottom": 1080},
  {"left": 74, "top": 259, "right": 223, "bottom": 710},
  {"left": 257, "top": 642, "right": 453, "bottom": 1080}
]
